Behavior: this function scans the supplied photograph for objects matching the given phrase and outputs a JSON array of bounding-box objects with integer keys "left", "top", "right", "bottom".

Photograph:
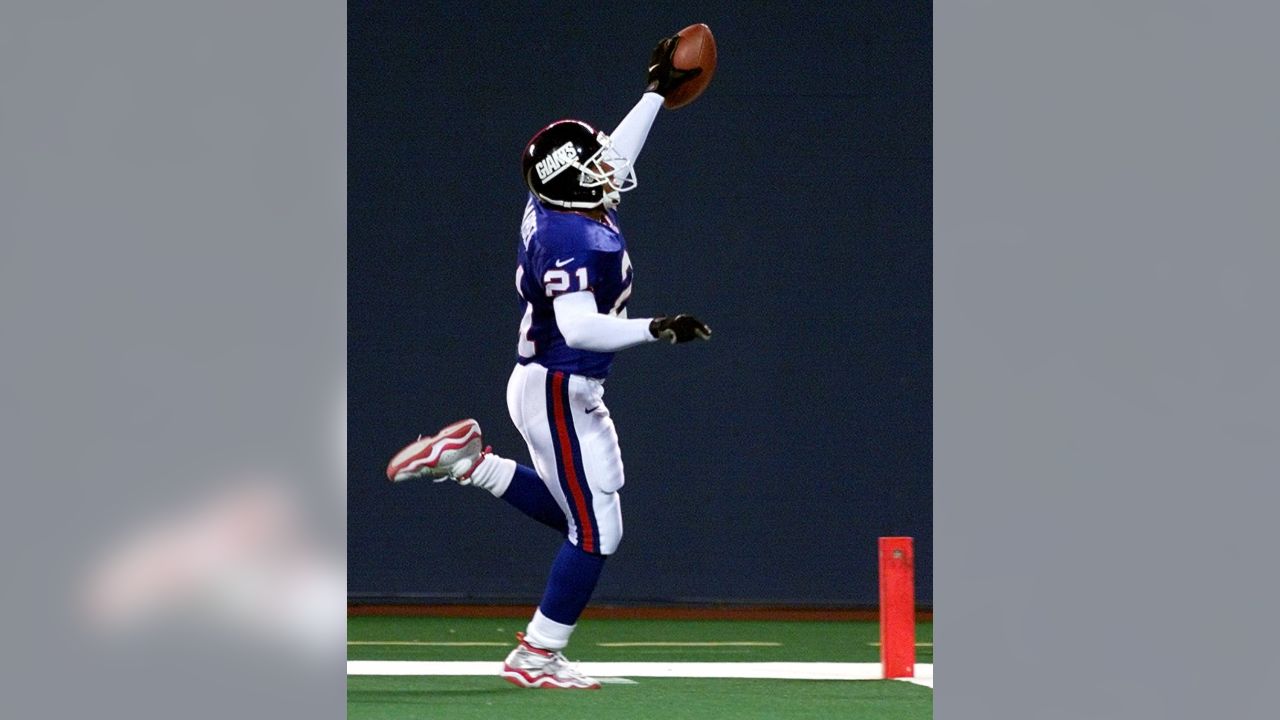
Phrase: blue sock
[
  {"left": 500, "top": 463, "right": 568, "bottom": 535},
  {"left": 537, "top": 540, "right": 607, "bottom": 625}
]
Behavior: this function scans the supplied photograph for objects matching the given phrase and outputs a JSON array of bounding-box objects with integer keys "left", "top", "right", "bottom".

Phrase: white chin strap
[{"left": 601, "top": 187, "right": 621, "bottom": 210}]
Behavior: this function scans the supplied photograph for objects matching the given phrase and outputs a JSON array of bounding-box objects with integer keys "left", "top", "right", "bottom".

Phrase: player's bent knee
[
  {"left": 596, "top": 527, "right": 622, "bottom": 556},
  {"left": 575, "top": 525, "right": 621, "bottom": 556},
  {"left": 585, "top": 488, "right": 622, "bottom": 555}
]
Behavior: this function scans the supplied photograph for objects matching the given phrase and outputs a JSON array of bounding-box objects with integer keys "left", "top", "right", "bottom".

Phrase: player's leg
[
  {"left": 500, "top": 368, "right": 626, "bottom": 689},
  {"left": 523, "top": 372, "right": 625, "bottom": 642},
  {"left": 384, "top": 416, "right": 567, "bottom": 534},
  {"left": 512, "top": 367, "right": 624, "bottom": 557},
  {"left": 468, "top": 455, "right": 567, "bottom": 534},
  {"left": 388, "top": 365, "right": 622, "bottom": 689},
  {"left": 501, "top": 537, "right": 607, "bottom": 690}
]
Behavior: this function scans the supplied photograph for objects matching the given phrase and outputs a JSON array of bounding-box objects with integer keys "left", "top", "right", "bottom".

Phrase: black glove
[
  {"left": 650, "top": 315, "right": 712, "bottom": 344},
  {"left": 645, "top": 34, "right": 703, "bottom": 96}
]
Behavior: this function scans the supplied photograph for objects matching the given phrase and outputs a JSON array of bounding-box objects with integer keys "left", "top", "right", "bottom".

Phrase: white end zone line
[
  {"left": 595, "top": 641, "right": 782, "bottom": 647},
  {"left": 348, "top": 641, "right": 781, "bottom": 648},
  {"left": 348, "top": 660, "right": 933, "bottom": 688},
  {"left": 900, "top": 663, "right": 933, "bottom": 689},
  {"left": 347, "top": 641, "right": 509, "bottom": 647}
]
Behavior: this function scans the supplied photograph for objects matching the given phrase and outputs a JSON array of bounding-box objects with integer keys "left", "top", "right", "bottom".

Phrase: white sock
[
  {"left": 466, "top": 454, "right": 515, "bottom": 497},
  {"left": 608, "top": 92, "right": 664, "bottom": 185},
  {"left": 524, "top": 608, "right": 575, "bottom": 651}
]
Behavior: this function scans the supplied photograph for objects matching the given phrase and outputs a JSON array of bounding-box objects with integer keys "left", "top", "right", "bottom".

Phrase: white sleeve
[
  {"left": 608, "top": 93, "right": 664, "bottom": 185},
  {"left": 553, "top": 291, "right": 656, "bottom": 352}
]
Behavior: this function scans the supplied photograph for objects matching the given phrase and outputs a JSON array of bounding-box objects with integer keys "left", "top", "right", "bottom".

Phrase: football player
[{"left": 386, "top": 34, "right": 710, "bottom": 690}]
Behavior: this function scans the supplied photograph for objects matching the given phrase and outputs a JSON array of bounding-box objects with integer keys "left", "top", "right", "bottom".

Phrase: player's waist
[{"left": 516, "top": 357, "right": 610, "bottom": 383}]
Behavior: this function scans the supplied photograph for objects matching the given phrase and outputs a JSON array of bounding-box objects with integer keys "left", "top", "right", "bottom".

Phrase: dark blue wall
[{"left": 349, "top": 1, "right": 931, "bottom": 606}]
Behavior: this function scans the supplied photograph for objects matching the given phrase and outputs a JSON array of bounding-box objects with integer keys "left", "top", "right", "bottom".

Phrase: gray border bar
[
  {"left": 938, "top": 2, "right": 1280, "bottom": 717},
  {"left": 2, "top": 3, "right": 345, "bottom": 718}
]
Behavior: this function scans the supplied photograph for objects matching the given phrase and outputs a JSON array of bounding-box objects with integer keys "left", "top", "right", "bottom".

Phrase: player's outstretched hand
[
  {"left": 645, "top": 34, "right": 702, "bottom": 97},
  {"left": 650, "top": 315, "right": 711, "bottom": 344}
]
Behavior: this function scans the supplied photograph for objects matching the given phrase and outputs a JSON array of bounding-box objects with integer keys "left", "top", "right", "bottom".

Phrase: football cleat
[
  {"left": 500, "top": 632, "right": 601, "bottom": 690},
  {"left": 385, "top": 419, "right": 488, "bottom": 484}
]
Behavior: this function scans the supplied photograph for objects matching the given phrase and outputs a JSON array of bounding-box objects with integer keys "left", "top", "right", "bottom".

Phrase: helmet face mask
[{"left": 523, "top": 120, "right": 636, "bottom": 210}]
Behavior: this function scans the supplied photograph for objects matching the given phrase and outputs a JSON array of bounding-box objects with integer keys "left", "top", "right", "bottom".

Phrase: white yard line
[
  {"left": 347, "top": 641, "right": 509, "bottom": 647},
  {"left": 899, "top": 663, "right": 934, "bottom": 688},
  {"left": 348, "top": 660, "right": 934, "bottom": 684},
  {"left": 595, "top": 641, "right": 782, "bottom": 647},
  {"left": 349, "top": 640, "right": 782, "bottom": 648}
]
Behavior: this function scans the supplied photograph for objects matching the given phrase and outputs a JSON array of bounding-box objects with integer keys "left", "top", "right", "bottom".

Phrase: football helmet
[{"left": 522, "top": 120, "right": 635, "bottom": 210}]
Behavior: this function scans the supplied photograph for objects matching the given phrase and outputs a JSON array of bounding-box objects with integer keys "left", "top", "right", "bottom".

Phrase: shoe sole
[
  {"left": 500, "top": 666, "right": 601, "bottom": 690},
  {"left": 385, "top": 419, "right": 480, "bottom": 481}
]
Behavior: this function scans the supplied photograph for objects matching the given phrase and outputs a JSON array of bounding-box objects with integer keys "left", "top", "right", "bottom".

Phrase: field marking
[
  {"left": 349, "top": 660, "right": 934, "bottom": 683},
  {"left": 348, "top": 640, "right": 781, "bottom": 648},
  {"left": 595, "top": 641, "right": 781, "bottom": 648},
  {"left": 347, "top": 641, "right": 510, "bottom": 647},
  {"left": 898, "top": 663, "right": 933, "bottom": 689}
]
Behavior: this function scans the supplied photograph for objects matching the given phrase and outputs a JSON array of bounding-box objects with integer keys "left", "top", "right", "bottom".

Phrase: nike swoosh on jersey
[{"left": 555, "top": 257, "right": 574, "bottom": 267}]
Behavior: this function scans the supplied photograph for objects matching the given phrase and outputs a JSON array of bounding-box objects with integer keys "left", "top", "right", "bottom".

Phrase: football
[{"left": 663, "top": 24, "right": 717, "bottom": 109}]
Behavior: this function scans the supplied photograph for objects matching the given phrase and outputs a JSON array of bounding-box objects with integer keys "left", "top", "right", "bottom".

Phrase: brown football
[{"left": 663, "top": 24, "right": 717, "bottom": 110}]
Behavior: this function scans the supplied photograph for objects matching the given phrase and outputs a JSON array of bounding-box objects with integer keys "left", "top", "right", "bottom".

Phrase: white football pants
[{"left": 506, "top": 362, "right": 624, "bottom": 555}]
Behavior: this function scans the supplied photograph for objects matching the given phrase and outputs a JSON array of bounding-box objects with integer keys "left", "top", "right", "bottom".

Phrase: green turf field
[{"left": 348, "top": 616, "right": 933, "bottom": 719}]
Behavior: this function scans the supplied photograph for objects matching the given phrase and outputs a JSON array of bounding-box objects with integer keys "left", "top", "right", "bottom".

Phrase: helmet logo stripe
[{"left": 534, "top": 142, "right": 579, "bottom": 182}]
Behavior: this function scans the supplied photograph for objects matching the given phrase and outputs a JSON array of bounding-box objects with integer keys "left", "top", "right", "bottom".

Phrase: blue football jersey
[{"left": 515, "top": 195, "right": 635, "bottom": 378}]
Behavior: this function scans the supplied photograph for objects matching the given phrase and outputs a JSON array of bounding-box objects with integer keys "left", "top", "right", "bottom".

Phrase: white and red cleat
[
  {"left": 500, "top": 632, "right": 601, "bottom": 690},
  {"left": 385, "top": 419, "right": 488, "bottom": 484}
]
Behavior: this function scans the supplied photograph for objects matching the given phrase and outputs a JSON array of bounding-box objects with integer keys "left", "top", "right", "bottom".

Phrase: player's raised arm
[
  {"left": 609, "top": 25, "right": 718, "bottom": 187},
  {"left": 553, "top": 291, "right": 709, "bottom": 351},
  {"left": 607, "top": 94, "right": 662, "bottom": 188}
]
